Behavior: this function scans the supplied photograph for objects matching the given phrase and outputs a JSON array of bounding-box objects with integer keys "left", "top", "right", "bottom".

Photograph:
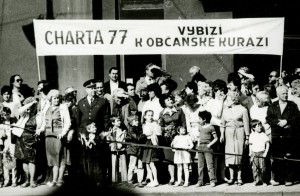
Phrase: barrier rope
[{"left": 1, "top": 123, "right": 300, "bottom": 162}]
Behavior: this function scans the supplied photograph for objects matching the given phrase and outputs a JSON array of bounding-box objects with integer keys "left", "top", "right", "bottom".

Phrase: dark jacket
[
  {"left": 125, "top": 125, "right": 144, "bottom": 157},
  {"left": 103, "top": 80, "right": 127, "bottom": 95},
  {"left": 266, "top": 100, "right": 300, "bottom": 138}
]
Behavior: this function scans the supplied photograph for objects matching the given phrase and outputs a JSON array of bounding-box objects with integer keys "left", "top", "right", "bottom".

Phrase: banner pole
[
  {"left": 279, "top": 55, "right": 283, "bottom": 78},
  {"left": 36, "top": 55, "right": 41, "bottom": 81}
]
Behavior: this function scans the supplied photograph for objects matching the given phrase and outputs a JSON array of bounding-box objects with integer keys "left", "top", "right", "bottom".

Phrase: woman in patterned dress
[
  {"left": 220, "top": 92, "right": 250, "bottom": 186},
  {"left": 40, "top": 89, "right": 71, "bottom": 187}
]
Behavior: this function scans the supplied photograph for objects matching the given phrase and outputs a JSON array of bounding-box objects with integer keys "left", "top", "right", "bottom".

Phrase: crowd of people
[{"left": 0, "top": 64, "right": 300, "bottom": 190}]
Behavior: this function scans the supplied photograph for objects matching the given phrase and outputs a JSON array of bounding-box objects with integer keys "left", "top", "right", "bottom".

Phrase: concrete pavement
[{"left": 1, "top": 182, "right": 300, "bottom": 196}]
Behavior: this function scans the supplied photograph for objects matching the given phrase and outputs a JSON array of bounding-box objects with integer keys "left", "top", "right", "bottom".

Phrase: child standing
[
  {"left": 0, "top": 107, "right": 17, "bottom": 187},
  {"left": 197, "top": 111, "right": 218, "bottom": 187},
  {"left": 141, "top": 110, "right": 162, "bottom": 187},
  {"left": 249, "top": 119, "right": 270, "bottom": 186},
  {"left": 171, "top": 126, "right": 193, "bottom": 187},
  {"left": 80, "top": 122, "right": 103, "bottom": 187},
  {"left": 108, "top": 115, "right": 127, "bottom": 184},
  {"left": 125, "top": 115, "right": 144, "bottom": 188}
]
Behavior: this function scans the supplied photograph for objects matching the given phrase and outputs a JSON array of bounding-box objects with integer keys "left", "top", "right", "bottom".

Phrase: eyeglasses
[
  {"left": 269, "top": 75, "right": 275, "bottom": 78},
  {"left": 16, "top": 79, "right": 23, "bottom": 83}
]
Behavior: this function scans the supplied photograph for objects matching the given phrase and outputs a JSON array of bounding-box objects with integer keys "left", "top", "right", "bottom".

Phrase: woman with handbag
[{"left": 38, "top": 89, "right": 71, "bottom": 187}]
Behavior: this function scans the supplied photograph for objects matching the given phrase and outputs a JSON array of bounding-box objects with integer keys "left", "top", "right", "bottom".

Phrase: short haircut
[
  {"left": 256, "top": 91, "right": 271, "bottom": 106},
  {"left": 185, "top": 82, "right": 198, "bottom": 94},
  {"left": 270, "top": 70, "right": 280, "bottom": 77},
  {"left": 228, "top": 75, "right": 241, "bottom": 91},
  {"left": 1, "top": 85, "right": 12, "bottom": 96},
  {"left": 251, "top": 119, "right": 262, "bottom": 129},
  {"left": 189, "top": 66, "right": 200, "bottom": 73},
  {"left": 127, "top": 114, "right": 139, "bottom": 125},
  {"left": 47, "top": 89, "right": 61, "bottom": 102},
  {"left": 126, "top": 83, "right": 135, "bottom": 90},
  {"left": 147, "top": 83, "right": 162, "bottom": 97},
  {"left": 160, "top": 79, "right": 177, "bottom": 93},
  {"left": 198, "top": 110, "right": 212, "bottom": 123},
  {"left": 212, "top": 79, "right": 228, "bottom": 94},
  {"left": 185, "top": 94, "right": 198, "bottom": 108},
  {"left": 95, "top": 79, "right": 103, "bottom": 84},
  {"left": 86, "top": 122, "right": 96, "bottom": 130},
  {"left": 40, "top": 82, "right": 51, "bottom": 95},
  {"left": 2, "top": 107, "right": 11, "bottom": 114},
  {"left": 159, "top": 93, "right": 174, "bottom": 108},
  {"left": 37, "top": 80, "right": 48, "bottom": 86},
  {"left": 109, "top": 67, "right": 118, "bottom": 74},
  {"left": 276, "top": 85, "right": 288, "bottom": 94},
  {"left": 110, "top": 115, "right": 121, "bottom": 123},
  {"left": 9, "top": 74, "right": 21, "bottom": 87}
]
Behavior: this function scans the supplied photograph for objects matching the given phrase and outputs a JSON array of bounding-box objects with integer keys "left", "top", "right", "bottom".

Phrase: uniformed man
[{"left": 76, "top": 79, "right": 111, "bottom": 187}]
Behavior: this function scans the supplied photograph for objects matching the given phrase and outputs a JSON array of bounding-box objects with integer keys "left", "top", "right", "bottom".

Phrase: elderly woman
[
  {"left": 250, "top": 91, "right": 272, "bottom": 139},
  {"left": 158, "top": 94, "right": 186, "bottom": 185},
  {"left": 220, "top": 92, "right": 250, "bottom": 186},
  {"left": 14, "top": 97, "right": 38, "bottom": 188},
  {"left": 39, "top": 89, "right": 71, "bottom": 187}
]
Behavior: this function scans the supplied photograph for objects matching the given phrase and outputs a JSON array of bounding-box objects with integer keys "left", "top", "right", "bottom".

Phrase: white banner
[{"left": 33, "top": 18, "right": 284, "bottom": 56}]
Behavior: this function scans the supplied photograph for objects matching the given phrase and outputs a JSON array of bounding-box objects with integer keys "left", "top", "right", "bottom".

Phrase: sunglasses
[
  {"left": 16, "top": 79, "right": 23, "bottom": 83},
  {"left": 269, "top": 75, "right": 275, "bottom": 78}
]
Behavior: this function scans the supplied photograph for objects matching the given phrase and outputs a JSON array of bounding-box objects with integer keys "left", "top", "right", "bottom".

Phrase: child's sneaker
[
  {"left": 263, "top": 183, "right": 268, "bottom": 187},
  {"left": 173, "top": 181, "right": 182, "bottom": 187},
  {"left": 210, "top": 182, "right": 216, "bottom": 187}
]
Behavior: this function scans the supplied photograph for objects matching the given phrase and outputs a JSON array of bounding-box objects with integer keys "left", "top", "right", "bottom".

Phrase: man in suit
[
  {"left": 76, "top": 79, "right": 111, "bottom": 186},
  {"left": 266, "top": 85, "right": 300, "bottom": 186},
  {"left": 103, "top": 67, "right": 127, "bottom": 95}
]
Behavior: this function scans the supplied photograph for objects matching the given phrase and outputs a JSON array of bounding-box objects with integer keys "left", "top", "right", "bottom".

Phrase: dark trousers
[{"left": 271, "top": 136, "right": 296, "bottom": 182}]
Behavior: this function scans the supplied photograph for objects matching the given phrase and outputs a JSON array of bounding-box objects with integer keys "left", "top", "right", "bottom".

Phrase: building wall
[
  {"left": 0, "top": 0, "right": 233, "bottom": 99},
  {"left": 164, "top": 0, "right": 233, "bottom": 89},
  {"left": 0, "top": 0, "right": 46, "bottom": 93}
]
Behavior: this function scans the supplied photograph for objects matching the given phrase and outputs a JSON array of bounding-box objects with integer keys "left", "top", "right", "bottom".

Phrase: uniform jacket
[{"left": 76, "top": 96, "right": 110, "bottom": 136}]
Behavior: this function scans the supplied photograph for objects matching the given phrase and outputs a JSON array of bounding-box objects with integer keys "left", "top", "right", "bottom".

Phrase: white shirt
[
  {"left": 110, "top": 80, "right": 119, "bottom": 94},
  {"left": 250, "top": 105, "right": 271, "bottom": 136},
  {"left": 142, "top": 97, "right": 163, "bottom": 121},
  {"left": 206, "top": 98, "right": 224, "bottom": 126},
  {"left": 249, "top": 132, "right": 269, "bottom": 153},
  {"left": 279, "top": 100, "right": 287, "bottom": 114}
]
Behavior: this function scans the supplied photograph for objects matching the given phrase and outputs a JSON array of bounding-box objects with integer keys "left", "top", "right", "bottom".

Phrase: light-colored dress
[
  {"left": 43, "top": 104, "right": 71, "bottom": 166},
  {"left": 172, "top": 135, "right": 193, "bottom": 164},
  {"left": 221, "top": 104, "right": 249, "bottom": 166}
]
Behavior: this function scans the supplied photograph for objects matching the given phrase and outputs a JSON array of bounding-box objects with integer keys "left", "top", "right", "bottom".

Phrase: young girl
[
  {"left": 197, "top": 110, "right": 218, "bottom": 187},
  {"left": 0, "top": 107, "right": 17, "bottom": 187},
  {"left": 171, "top": 126, "right": 193, "bottom": 187},
  {"left": 141, "top": 110, "right": 162, "bottom": 187},
  {"left": 107, "top": 115, "right": 127, "bottom": 184},
  {"left": 249, "top": 119, "right": 270, "bottom": 186}
]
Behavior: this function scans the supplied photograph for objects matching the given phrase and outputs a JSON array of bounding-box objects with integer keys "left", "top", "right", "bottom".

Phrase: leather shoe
[
  {"left": 285, "top": 182, "right": 293, "bottom": 186},
  {"left": 21, "top": 182, "right": 30, "bottom": 188}
]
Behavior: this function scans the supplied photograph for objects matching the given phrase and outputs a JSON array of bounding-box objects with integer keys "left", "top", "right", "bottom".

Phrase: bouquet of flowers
[{"left": 2, "top": 150, "right": 16, "bottom": 170}]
